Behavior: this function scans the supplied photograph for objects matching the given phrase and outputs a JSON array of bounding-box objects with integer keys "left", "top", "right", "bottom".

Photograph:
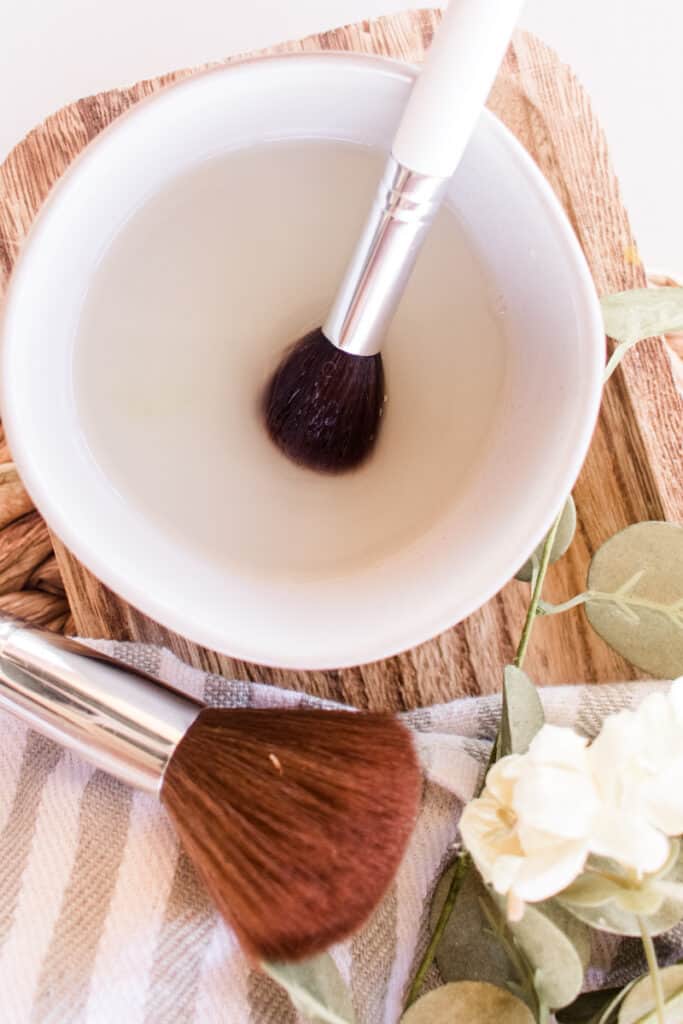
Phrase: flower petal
[
  {"left": 459, "top": 795, "right": 521, "bottom": 882},
  {"left": 640, "top": 761, "right": 683, "bottom": 835},
  {"left": 588, "top": 714, "right": 639, "bottom": 805},
  {"left": 513, "top": 764, "right": 598, "bottom": 838},
  {"left": 527, "top": 724, "right": 589, "bottom": 769},
  {"left": 507, "top": 890, "right": 525, "bottom": 922},
  {"left": 491, "top": 854, "right": 524, "bottom": 895},
  {"left": 590, "top": 809, "right": 670, "bottom": 875},
  {"left": 511, "top": 839, "right": 588, "bottom": 902},
  {"left": 486, "top": 756, "right": 523, "bottom": 804}
]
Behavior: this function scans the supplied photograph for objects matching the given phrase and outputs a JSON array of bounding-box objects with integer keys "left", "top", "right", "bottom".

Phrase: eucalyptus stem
[
  {"left": 539, "top": 586, "right": 683, "bottom": 625},
  {"left": 404, "top": 508, "right": 565, "bottom": 1010},
  {"left": 604, "top": 337, "right": 641, "bottom": 381},
  {"left": 538, "top": 593, "right": 591, "bottom": 615},
  {"left": 404, "top": 852, "right": 470, "bottom": 1009},
  {"left": 514, "top": 510, "right": 564, "bottom": 669},
  {"left": 479, "top": 892, "right": 549, "bottom": 1023},
  {"left": 639, "top": 917, "right": 666, "bottom": 1024}
]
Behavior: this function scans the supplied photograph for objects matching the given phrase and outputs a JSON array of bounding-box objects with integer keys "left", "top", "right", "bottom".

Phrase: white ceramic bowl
[{"left": 1, "top": 54, "right": 604, "bottom": 669}]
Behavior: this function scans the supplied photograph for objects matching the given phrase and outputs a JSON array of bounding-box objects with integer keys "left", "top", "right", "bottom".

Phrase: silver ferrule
[
  {"left": 323, "top": 156, "right": 450, "bottom": 357},
  {"left": 0, "top": 619, "right": 202, "bottom": 794}
]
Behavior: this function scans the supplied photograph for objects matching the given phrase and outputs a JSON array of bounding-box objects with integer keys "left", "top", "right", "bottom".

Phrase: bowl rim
[{"left": 1, "top": 51, "right": 605, "bottom": 669}]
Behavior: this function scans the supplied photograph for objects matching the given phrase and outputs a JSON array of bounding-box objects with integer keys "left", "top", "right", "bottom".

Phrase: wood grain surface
[{"left": 0, "top": 9, "right": 681, "bottom": 710}]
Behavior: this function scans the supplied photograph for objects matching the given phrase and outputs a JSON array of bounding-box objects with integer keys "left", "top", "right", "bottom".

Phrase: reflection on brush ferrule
[
  {"left": 0, "top": 619, "right": 202, "bottom": 794},
  {"left": 323, "top": 156, "right": 450, "bottom": 357}
]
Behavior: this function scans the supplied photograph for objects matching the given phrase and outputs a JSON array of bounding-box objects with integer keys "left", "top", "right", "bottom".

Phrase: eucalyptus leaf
[
  {"left": 601, "top": 288, "right": 683, "bottom": 344},
  {"left": 609, "top": 887, "right": 666, "bottom": 916},
  {"left": 431, "top": 866, "right": 513, "bottom": 989},
  {"left": 560, "top": 873, "right": 664, "bottom": 915},
  {"left": 516, "top": 496, "right": 577, "bottom": 582},
  {"left": 560, "top": 844, "right": 683, "bottom": 937},
  {"left": 431, "top": 868, "right": 589, "bottom": 1010},
  {"left": 560, "top": 891, "right": 683, "bottom": 938},
  {"left": 400, "top": 981, "right": 534, "bottom": 1023},
  {"left": 557, "top": 981, "right": 640, "bottom": 1024},
  {"left": 560, "top": 873, "right": 625, "bottom": 909},
  {"left": 618, "top": 964, "right": 683, "bottom": 1023},
  {"left": 264, "top": 955, "right": 355, "bottom": 1024},
  {"left": 556, "top": 987, "right": 626, "bottom": 1023},
  {"left": 499, "top": 897, "right": 590, "bottom": 1008},
  {"left": 498, "top": 665, "right": 545, "bottom": 759},
  {"left": 585, "top": 522, "right": 683, "bottom": 678}
]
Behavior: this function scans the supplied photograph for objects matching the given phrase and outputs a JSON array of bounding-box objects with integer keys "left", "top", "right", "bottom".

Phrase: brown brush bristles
[
  {"left": 263, "top": 328, "right": 385, "bottom": 473},
  {"left": 161, "top": 707, "right": 421, "bottom": 962}
]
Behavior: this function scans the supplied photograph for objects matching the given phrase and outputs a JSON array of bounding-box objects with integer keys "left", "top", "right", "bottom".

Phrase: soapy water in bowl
[{"left": 75, "top": 140, "right": 505, "bottom": 581}]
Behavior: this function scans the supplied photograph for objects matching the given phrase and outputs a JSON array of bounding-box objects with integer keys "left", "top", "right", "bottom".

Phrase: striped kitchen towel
[{"left": 0, "top": 641, "right": 676, "bottom": 1023}]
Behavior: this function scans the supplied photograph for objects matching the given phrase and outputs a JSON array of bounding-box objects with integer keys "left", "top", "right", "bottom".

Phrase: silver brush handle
[
  {"left": 324, "top": 0, "right": 524, "bottom": 356},
  {"left": 0, "top": 619, "right": 201, "bottom": 794},
  {"left": 323, "top": 157, "right": 448, "bottom": 357}
]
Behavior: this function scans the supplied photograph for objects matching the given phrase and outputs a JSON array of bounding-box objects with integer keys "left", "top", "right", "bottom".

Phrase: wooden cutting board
[{"left": 1, "top": 10, "right": 681, "bottom": 710}]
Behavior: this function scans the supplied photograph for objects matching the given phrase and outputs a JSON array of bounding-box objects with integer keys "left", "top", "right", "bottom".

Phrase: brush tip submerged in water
[
  {"left": 263, "top": 328, "right": 385, "bottom": 474},
  {"left": 162, "top": 705, "right": 421, "bottom": 962}
]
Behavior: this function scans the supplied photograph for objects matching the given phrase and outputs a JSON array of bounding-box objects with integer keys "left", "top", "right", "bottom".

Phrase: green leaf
[
  {"left": 618, "top": 965, "right": 683, "bottom": 1023},
  {"left": 400, "top": 981, "right": 534, "bottom": 1023},
  {"left": 431, "top": 866, "right": 513, "bottom": 989},
  {"left": 560, "top": 873, "right": 664, "bottom": 915},
  {"left": 487, "top": 893, "right": 590, "bottom": 1010},
  {"left": 585, "top": 522, "right": 683, "bottom": 678},
  {"left": 560, "top": 845, "right": 683, "bottom": 937},
  {"left": 516, "top": 496, "right": 577, "bottom": 582},
  {"left": 560, "top": 873, "right": 625, "bottom": 909},
  {"left": 264, "top": 956, "right": 355, "bottom": 1024},
  {"left": 557, "top": 981, "right": 638, "bottom": 1024},
  {"left": 601, "top": 288, "right": 683, "bottom": 344},
  {"left": 556, "top": 987, "right": 626, "bottom": 1023},
  {"left": 431, "top": 867, "right": 589, "bottom": 1010},
  {"left": 498, "top": 665, "right": 545, "bottom": 758},
  {"left": 504, "top": 899, "right": 590, "bottom": 1008},
  {"left": 560, "top": 892, "right": 683, "bottom": 938}
]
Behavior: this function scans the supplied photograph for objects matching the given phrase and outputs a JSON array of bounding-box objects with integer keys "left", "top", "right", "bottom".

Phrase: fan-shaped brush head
[
  {"left": 161, "top": 706, "right": 421, "bottom": 962},
  {"left": 263, "top": 328, "right": 385, "bottom": 474}
]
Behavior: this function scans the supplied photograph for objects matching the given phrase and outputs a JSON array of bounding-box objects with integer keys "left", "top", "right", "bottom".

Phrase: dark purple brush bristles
[{"left": 263, "top": 328, "right": 385, "bottom": 474}]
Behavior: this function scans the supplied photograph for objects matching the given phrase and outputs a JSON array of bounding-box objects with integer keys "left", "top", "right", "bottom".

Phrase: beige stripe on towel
[
  {"left": 384, "top": 783, "right": 462, "bottom": 1023},
  {"left": 192, "top": 921, "right": 252, "bottom": 1023},
  {"left": 351, "top": 886, "right": 398, "bottom": 1024},
  {"left": 247, "top": 970, "right": 298, "bottom": 1024},
  {"left": 0, "top": 718, "right": 28, "bottom": 837},
  {"left": 0, "top": 751, "right": 94, "bottom": 1022},
  {"left": 142, "top": 852, "right": 215, "bottom": 1024},
  {"left": 0, "top": 734, "right": 62, "bottom": 953},
  {"left": 31, "top": 772, "right": 132, "bottom": 1023},
  {"left": 83, "top": 793, "right": 178, "bottom": 1024}
]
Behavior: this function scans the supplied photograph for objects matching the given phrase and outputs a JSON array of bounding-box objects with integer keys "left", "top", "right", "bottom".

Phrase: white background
[{"left": 1, "top": 0, "right": 681, "bottom": 270}]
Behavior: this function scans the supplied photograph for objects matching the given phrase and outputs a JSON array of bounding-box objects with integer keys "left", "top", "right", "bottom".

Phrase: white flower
[
  {"left": 460, "top": 725, "right": 598, "bottom": 919},
  {"left": 460, "top": 716, "right": 673, "bottom": 919},
  {"left": 589, "top": 678, "right": 683, "bottom": 840}
]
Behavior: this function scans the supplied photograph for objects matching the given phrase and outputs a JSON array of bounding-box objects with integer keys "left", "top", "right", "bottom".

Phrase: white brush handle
[
  {"left": 393, "top": 0, "right": 525, "bottom": 177},
  {"left": 326, "top": 0, "right": 524, "bottom": 356}
]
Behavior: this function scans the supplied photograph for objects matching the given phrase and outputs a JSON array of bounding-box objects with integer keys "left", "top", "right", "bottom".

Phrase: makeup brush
[
  {"left": 0, "top": 617, "right": 421, "bottom": 962},
  {"left": 264, "top": 0, "right": 525, "bottom": 473}
]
